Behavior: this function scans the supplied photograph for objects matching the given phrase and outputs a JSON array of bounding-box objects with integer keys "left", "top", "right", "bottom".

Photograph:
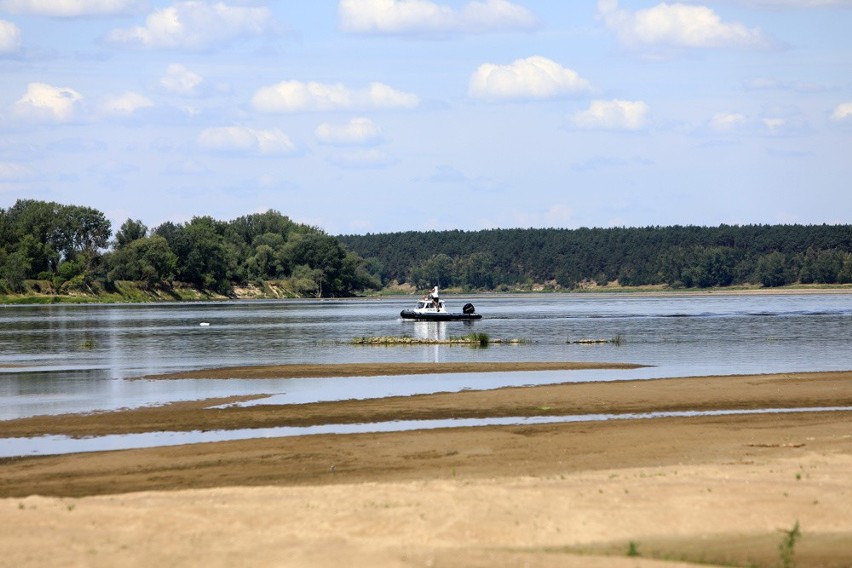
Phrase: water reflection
[
  {"left": 411, "top": 321, "right": 446, "bottom": 363},
  {"left": 3, "top": 406, "right": 851, "bottom": 458},
  {"left": 1, "top": 294, "right": 850, "bottom": 420}
]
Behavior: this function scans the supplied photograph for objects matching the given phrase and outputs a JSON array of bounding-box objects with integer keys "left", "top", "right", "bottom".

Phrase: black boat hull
[{"left": 400, "top": 310, "right": 482, "bottom": 321}]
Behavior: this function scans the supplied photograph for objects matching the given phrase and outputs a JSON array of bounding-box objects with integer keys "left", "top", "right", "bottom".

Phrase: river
[{"left": 1, "top": 292, "right": 850, "bottom": 421}]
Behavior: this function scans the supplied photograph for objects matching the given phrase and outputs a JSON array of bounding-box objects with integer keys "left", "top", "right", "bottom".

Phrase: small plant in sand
[
  {"left": 778, "top": 520, "right": 801, "bottom": 568},
  {"left": 627, "top": 541, "right": 640, "bottom": 557}
]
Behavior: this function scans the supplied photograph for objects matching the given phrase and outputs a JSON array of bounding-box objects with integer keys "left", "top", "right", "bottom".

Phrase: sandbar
[{"left": 1, "top": 368, "right": 852, "bottom": 567}]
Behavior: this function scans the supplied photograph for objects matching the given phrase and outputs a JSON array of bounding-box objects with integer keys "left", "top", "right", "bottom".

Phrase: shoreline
[
  {"left": 2, "top": 284, "right": 850, "bottom": 305},
  {"left": 2, "top": 368, "right": 852, "bottom": 567},
  {"left": 3, "top": 370, "right": 850, "bottom": 439},
  {"left": 141, "top": 360, "right": 645, "bottom": 381}
]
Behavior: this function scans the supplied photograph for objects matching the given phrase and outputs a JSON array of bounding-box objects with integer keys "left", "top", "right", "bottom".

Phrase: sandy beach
[{"left": 2, "top": 366, "right": 851, "bottom": 567}]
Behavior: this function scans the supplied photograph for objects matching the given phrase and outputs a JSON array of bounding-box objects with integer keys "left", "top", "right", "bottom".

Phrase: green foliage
[
  {"left": 341, "top": 224, "right": 852, "bottom": 291},
  {"left": 627, "top": 541, "right": 640, "bottom": 557},
  {"left": 1, "top": 201, "right": 379, "bottom": 299},
  {"left": 106, "top": 235, "right": 177, "bottom": 287},
  {"left": 113, "top": 219, "right": 148, "bottom": 249},
  {"left": 467, "top": 332, "right": 489, "bottom": 347},
  {"left": 778, "top": 520, "right": 801, "bottom": 568},
  {"left": 755, "top": 251, "right": 792, "bottom": 287}
]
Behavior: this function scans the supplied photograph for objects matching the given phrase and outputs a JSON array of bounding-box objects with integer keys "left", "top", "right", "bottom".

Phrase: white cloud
[
  {"left": 709, "top": 112, "right": 747, "bottom": 131},
  {"left": 10, "top": 82, "right": 83, "bottom": 122},
  {"left": 0, "top": 0, "right": 145, "bottom": 17},
  {"left": 762, "top": 117, "right": 786, "bottom": 134},
  {"left": 107, "top": 2, "right": 275, "bottom": 50},
  {"left": 0, "top": 161, "right": 32, "bottom": 180},
  {"left": 725, "top": 0, "right": 852, "bottom": 7},
  {"left": 101, "top": 91, "right": 154, "bottom": 116},
  {"left": 252, "top": 81, "right": 419, "bottom": 113},
  {"left": 0, "top": 19, "right": 21, "bottom": 54},
  {"left": 197, "top": 126, "right": 296, "bottom": 155},
  {"left": 468, "top": 56, "right": 592, "bottom": 101},
  {"left": 160, "top": 63, "right": 203, "bottom": 96},
  {"left": 365, "top": 82, "right": 420, "bottom": 108},
  {"left": 571, "top": 99, "right": 650, "bottom": 131},
  {"left": 338, "top": 0, "right": 537, "bottom": 36},
  {"left": 831, "top": 102, "right": 852, "bottom": 121},
  {"left": 316, "top": 117, "right": 383, "bottom": 145},
  {"left": 597, "top": 0, "right": 769, "bottom": 49}
]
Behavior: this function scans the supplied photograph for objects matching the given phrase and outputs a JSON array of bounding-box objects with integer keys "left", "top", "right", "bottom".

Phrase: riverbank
[
  {"left": 2, "top": 369, "right": 851, "bottom": 567},
  {"left": 2, "top": 281, "right": 851, "bottom": 304},
  {"left": 1, "top": 369, "right": 847, "bottom": 438}
]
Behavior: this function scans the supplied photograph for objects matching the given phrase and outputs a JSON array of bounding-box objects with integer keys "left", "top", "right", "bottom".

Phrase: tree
[
  {"left": 800, "top": 249, "right": 844, "bottom": 284},
  {"left": 409, "top": 253, "right": 455, "bottom": 289},
  {"left": 1, "top": 249, "right": 30, "bottom": 292},
  {"left": 114, "top": 219, "right": 148, "bottom": 249},
  {"left": 106, "top": 236, "right": 177, "bottom": 287},
  {"left": 755, "top": 252, "right": 791, "bottom": 287},
  {"left": 60, "top": 205, "right": 111, "bottom": 262},
  {"left": 180, "top": 217, "right": 237, "bottom": 293}
]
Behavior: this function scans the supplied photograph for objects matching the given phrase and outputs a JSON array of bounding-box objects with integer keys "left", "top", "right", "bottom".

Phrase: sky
[{"left": 0, "top": 1, "right": 851, "bottom": 236}]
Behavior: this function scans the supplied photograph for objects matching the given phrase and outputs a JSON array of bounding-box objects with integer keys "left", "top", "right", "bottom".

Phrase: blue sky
[{"left": 1, "top": 1, "right": 850, "bottom": 235}]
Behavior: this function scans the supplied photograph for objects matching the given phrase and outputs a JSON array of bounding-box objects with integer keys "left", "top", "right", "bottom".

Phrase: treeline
[
  {"left": 0, "top": 199, "right": 378, "bottom": 297},
  {"left": 340, "top": 225, "right": 852, "bottom": 290}
]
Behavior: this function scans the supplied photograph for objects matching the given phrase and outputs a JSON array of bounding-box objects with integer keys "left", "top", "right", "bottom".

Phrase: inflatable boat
[{"left": 400, "top": 299, "right": 482, "bottom": 321}]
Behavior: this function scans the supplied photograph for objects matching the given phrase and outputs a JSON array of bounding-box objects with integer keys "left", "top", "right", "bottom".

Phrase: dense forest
[
  {"left": 340, "top": 225, "right": 852, "bottom": 290},
  {"left": 0, "top": 199, "right": 378, "bottom": 298},
  {"left": 2, "top": 198, "right": 850, "bottom": 299}
]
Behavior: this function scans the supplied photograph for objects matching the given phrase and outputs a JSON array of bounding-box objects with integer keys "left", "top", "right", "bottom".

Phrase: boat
[{"left": 400, "top": 298, "right": 482, "bottom": 321}]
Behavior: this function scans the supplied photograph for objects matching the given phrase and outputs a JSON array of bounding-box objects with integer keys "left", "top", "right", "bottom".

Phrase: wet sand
[
  {"left": 1, "top": 368, "right": 852, "bottom": 567},
  {"left": 142, "top": 360, "right": 645, "bottom": 380}
]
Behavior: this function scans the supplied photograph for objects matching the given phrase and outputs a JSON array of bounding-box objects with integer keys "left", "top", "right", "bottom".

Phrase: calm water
[{"left": 1, "top": 293, "right": 851, "bottom": 421}]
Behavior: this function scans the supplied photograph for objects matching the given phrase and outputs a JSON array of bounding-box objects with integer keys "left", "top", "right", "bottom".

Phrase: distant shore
[{"left": 2, "top": 282, "right": 850, "bottom": 305}]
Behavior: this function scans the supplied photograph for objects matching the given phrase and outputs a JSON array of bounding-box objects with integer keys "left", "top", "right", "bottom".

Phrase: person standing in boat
[{"left": 429, "top": 285, "right": 439, "bottom": 308}]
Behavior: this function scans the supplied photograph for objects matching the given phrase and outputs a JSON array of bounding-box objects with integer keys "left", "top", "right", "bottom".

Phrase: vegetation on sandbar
[{"left": 350, "top": 333, "right": 528, "bottom": 346}]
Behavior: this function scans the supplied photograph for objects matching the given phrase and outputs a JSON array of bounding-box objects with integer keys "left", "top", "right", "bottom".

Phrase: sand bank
[{"left": 1, "top": 368, "right": 851, "bottom": 567}]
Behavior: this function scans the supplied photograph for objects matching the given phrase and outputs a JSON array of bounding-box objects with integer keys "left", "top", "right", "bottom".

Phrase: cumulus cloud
[
  {"left": 468, "top": 56, "right": 592, "bottom": 101},
  {"left": 107, "top": 2, "right": 275, "bottom": 50},
  {"left": 597, "top": 0, "right": 769, "bottom": 50},
  {"left": 252, "top": 80, "right": 419, "bottom": 113},
  {"left": 160, "top": 63, "right": 203, "bottom": 96},
  {"left": 197, "top": 126, "right": 296, "bottom": 155},
  {"left": 571, "top": 99, "right": 650, "bottom": 131},
  {"left": 709, "top": 112, "right": 747, "bottom": 131},
  {"left": 0, "top": 0, "right": 145, "bottom": 17},
  {"left": 10, "top": 82, "right": 83, "bottom": 122},
  {"left": 831, "top": 102, "right": 852, "bottom": 121},
  {"left": 0, "top": 19, "right": 21, "bottom": 54},
  {"left": 339, "top": 0, "right": 537, "bottom": 36},
  {"left": 316, "top": 117, "right": 383, "bottom": 145},
  {"left": 100, "top": 91, "right": 154, "bottom": 116}
]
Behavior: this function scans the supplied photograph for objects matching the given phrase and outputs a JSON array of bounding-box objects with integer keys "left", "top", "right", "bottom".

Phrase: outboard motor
[{"left": 462, "top": 303, "right": 476, "bottom": 315}]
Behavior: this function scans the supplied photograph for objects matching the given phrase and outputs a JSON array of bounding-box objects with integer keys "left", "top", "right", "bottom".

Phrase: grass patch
[
  {"left": 541, "top": 524, "right": 848, "bottom": 568},
  {"left": 569, "top": 334, "right": 625, "bottom": 345},
  {"left": 349, "top": 333, "right": 528, "bottom": 346},
  {"left": 779, "top": 521, "right": 801, "bottom": 568}
]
